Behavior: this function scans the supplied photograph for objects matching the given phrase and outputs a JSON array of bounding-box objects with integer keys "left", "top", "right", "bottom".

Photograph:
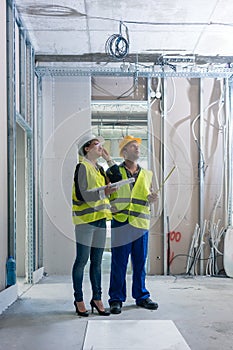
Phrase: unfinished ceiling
[{"left": 15, "top": 0, "right": 233, "bottom": 66}]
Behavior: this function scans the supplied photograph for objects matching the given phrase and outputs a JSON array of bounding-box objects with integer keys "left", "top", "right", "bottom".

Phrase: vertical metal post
[
  {"left": 25, "top": 42, "right": 35, "bottom": 283},
  {"left": 161, "top": 77, "right": 168, "bottom": 275},
  {"left": 25, "top": 133, "right": 34, "bottom": 283},
  {"left": 6, "top": 0, "right": 16, "bottom": 259},
  {"left": 31, "top": 47, "right": 36, "bottom": 271},
  {"left": 199, "top": 78, "right": 205, "bottom": 275},
  {"left": 36, "top": 75, "right": 44, "bottom": 268},
  {"left": 147, "top": 77, "right": 152, "bottom": 170},
  {"left": 19, "top": 28, "right": 26, "bottom": 119},
  {"left": 146, "top": 77, "right": 152, "bottom": 273},
  {"left": 227, "top": 78, "right": 233, "bottom": 227}
]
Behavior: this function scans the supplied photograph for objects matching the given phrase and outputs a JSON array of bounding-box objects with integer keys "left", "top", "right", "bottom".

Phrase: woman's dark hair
[{"left": 82, "top": 140, "right": 92, "bottom": 156}]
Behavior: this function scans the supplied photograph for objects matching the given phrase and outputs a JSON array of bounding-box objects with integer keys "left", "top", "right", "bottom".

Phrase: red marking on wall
[
  {"left": 169, "top": 251, "right": 175, "bottom": 265},
  {"left": 168, "top": 231, "right": 182, "bottom": 266},
  {"left": 169, "top": 231, "right": 181, "bottom": 242}
]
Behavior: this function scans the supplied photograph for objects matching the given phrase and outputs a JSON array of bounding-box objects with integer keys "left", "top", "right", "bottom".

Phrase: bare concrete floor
[{"left": 0, "top": 273, "right": 233, "bottom": 350}]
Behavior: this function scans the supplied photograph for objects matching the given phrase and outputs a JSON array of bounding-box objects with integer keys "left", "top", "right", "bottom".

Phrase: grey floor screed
[{"left": 0, "top": 274, "right": 233, "bottom": 350}]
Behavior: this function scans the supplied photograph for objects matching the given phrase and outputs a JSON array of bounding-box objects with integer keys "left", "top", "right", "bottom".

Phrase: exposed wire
[
  {"left": 205, "top": 220, "right": 225, "bottom": 276},
  {"left": 191, "top": 98, "right": 224, "bottom": 180},
  {"left": 123, "top": 20, "right": 233, "bottom": 27},
  {"left": 155, "top": 77, "right": 176, "bottom": 114},
  {"left": 149, "top": 116, "right": 163, "bottom": 218},
  {"left": 105, "top": 22, "right": 129, "bottom": 60},
  {"left": 116, "top": 82, "right": 137, "bottom": 99},
  {"left": 191, "top": 99, "right": 220, "bottom": 142},
  {"left": 186, "top": 223, "right": 200, "bottom": 275},
  {"left": 186, "top": 221, "right": 206, "bottom": 275},
  {"left": 169, "top": 253, "right": 222, "bottom": 266},
  {"left": 168, "top": 253, "right": 224, "bottom": 279},
  {"left": 92, "top": 78, "right": 116, "bottom": 97},
  {"left": 86, "top": 14, "right": 233, "bottom": 27},
  {"left": 185, "top": 220, "right": 225, "bottom": 277}
]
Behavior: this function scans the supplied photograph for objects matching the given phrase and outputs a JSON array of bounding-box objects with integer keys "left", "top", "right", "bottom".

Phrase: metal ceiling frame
[{"left": 35, "top": 64, "right": 233, "bottom": 79}]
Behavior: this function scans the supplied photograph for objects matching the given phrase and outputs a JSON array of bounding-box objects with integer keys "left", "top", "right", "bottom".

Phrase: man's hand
[{"left": 147, "top": 191, "right": 158, "bottom": 204}]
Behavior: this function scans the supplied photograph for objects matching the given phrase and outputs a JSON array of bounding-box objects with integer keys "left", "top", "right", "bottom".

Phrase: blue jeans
[
  {"left": 109, "top": 219, "right": 150, "bottom": 305},
  {"left": 72, "top": 219, "right": 106, "bottom": 302}
]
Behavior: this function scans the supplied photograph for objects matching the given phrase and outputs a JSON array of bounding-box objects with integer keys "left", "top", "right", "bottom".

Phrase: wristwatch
[{"left": 107, "top": 159, "right": 115, "bottom": 167}]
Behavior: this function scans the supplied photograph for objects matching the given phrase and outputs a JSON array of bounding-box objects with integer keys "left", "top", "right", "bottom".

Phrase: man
[{"left": 106, "top": 135, "right": 158, "bottom": 314}]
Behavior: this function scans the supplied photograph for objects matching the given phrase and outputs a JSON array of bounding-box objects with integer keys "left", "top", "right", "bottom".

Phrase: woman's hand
[
  {"left": 102, "top": 147, "right": 111, "bottom": 161},
  {"left": 104, "top": 183, "right": 118, "bottom": 196}
]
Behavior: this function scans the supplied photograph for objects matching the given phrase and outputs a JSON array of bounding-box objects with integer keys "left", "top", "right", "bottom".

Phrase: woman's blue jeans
[{"left": 72, "top": 219, "right": 106, "bottom": 302}]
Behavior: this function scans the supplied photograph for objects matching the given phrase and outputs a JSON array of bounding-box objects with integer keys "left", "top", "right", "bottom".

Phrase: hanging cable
[
  {"left": 191, "top": 99, "right": 221, "bottom": 142},
  {"left": 116, "top": 83, "right": 137, "bottom": 99},
  {"left": 105, "top": 21, "right": 129, "bottom": 59},
  {"left": 206, "top": 220, "right": 224, "bottom": 276},
  {"left": 157, "top": 77, "right": 176, "bottom": 114}
]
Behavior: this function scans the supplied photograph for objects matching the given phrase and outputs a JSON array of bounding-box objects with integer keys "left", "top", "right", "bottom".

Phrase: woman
[{"left": 72, "top": 133, "right": 116, "bottom": 316}]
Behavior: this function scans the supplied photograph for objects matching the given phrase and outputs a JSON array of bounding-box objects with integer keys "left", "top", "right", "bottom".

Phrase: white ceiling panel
[
  {"left": 195, "top": 26, "right": 233, "bottom": 56},
  {"left": 211, "top": 0, "right": 233, "bottom": 22},
  {"left": 15, "top": 0, "right": 233, "bottom": 64},
  {"left": 31, "top": 31, "right": 90, "bottom": 54},
  {"left": 129, "top": 30, "right": 202, "bottom": 53}
]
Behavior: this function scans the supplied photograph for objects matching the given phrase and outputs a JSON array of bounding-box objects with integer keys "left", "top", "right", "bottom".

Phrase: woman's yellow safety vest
[
  {"left": 72, "top": 160, "right": 111, "bottom": 225},
  {"left": 110, "top": 167, "right": 152, "bottom": 229}
]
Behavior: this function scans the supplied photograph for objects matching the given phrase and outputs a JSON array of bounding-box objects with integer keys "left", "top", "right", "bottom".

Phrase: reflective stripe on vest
[
  {"left": 110, "top": 167, "right": 152, "bottom": 229},
  {"left": 72, "top": 160, "right": 111, "bottom": 225}
]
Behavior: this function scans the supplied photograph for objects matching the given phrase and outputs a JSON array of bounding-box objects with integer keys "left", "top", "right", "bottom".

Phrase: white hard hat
[{"left": 78, "top": 133, "right": 105, "bottom": 156}]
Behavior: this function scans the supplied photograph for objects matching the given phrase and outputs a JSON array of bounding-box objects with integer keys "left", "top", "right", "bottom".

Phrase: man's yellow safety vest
[
  {"left": 110, "top": 166, "right": 152, "bottom": 229},
  {"left": 72, "top": 159, "right": 111, "bottom": 225}
]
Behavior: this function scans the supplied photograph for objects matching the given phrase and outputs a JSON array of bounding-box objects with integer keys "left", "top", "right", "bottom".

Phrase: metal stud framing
[
  {"left": 227, "top": 78, "right": 233, "bottom": 227},
  {"left": 25, "top": 41, "right": 35, "bottom": 283},
  {"left": 7, "top": 0, "right": 35, "bottom": 284},
  {"left": 7, "top": 0, "right": 16, "bottom": 259},
  {"left": 161, "top": 78, "right": 168, "bottom": 275},
  {"left": 198, "top": 78, "right": 205, "bottom": 275},
  {"left": 36, "top": 76, "right": 43, "bottom": 269},
  {"left": 35, "top": 62, "right": 233, "bottom": 275}
]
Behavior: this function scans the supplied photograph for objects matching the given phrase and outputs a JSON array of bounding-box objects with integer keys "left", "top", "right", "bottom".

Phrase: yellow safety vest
[
  {"left": 72, "top": 160, "right": 111, "bottom": 225},
  {"left": 110, "top": 167, "right": 152, "bottom": 229}
]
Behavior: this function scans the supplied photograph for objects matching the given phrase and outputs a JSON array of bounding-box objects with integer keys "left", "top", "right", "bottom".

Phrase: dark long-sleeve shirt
[{"left": 106, "top": 162, "right": 141, "bottom": 189}]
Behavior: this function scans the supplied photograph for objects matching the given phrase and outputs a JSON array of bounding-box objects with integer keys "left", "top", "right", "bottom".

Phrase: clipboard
[{"left": 87, "top": 177, "right": 135, "bottom": 193}]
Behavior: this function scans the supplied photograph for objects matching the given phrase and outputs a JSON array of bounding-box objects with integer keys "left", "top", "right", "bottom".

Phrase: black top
[{"left": 106, "top": 162, "right": 141, "bottom": 189}]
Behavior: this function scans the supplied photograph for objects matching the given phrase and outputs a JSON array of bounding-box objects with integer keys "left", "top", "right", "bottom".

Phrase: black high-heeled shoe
[
  {"left": 74, "top": 301, "right": 89, "bottom": 317},
  {"left": 90, "top": 300, "right": 110, "bottom": 316}
]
